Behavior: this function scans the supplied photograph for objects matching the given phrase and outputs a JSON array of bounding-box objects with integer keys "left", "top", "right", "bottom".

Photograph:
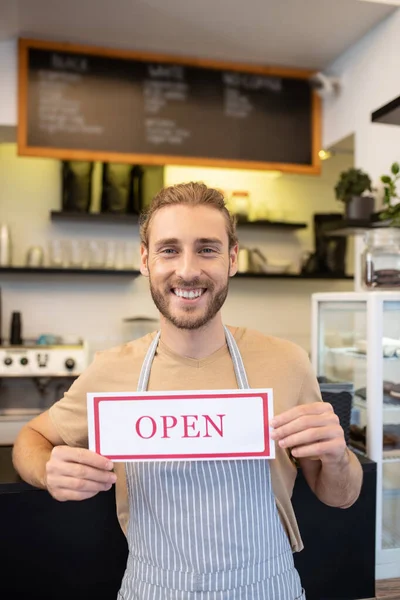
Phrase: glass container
[
  {"left": 363, "top": 228, "right": 400, "bottom": 289},
  {"left": 230, "top": 191, "right": 250, "bottom": 223}
]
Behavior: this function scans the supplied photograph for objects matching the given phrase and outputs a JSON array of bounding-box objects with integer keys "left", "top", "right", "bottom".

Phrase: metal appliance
[
  {"left": 0, "top": 343, "right": 88, "bottom": 377},
  {"left": 0, "top": 342, "right": 88, "bottom": 445}
]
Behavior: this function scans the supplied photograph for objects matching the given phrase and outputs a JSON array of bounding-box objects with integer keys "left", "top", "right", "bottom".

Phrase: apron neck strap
[
  {"left": 137, "top": 331, "right": 161, "bottom": 392},
  {"left": 223, "top": 326, "right": 249, "bottom": 389},
  {"left": 137, "top": 326, "right": 249, "bottom": 392}
]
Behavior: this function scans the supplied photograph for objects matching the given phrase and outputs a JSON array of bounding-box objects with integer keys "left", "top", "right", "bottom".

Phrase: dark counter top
[
  {"left": 352, "top": 451, "right": 376, "bottom": 472},
  {"left": 0, "top": 445, "right": 38, "bottom": 493},
  {"left": 0, "top": 443, "right": 377, "bottom": 600}
]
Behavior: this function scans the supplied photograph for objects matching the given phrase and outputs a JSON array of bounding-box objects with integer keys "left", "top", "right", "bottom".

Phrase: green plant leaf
[
  {"left": 391, "top": 162, "right": 399, "bottom": 175},
  {"left": 381, "top": 175, "right": 391, "bottom": 184},
  {"left": 335, "top": 168, "right": 372, "bottom": 202}
]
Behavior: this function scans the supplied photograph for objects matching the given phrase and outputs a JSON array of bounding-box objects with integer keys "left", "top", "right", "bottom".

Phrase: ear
[
  {"left": 229, "top": 243, "right": 238, "bottom": 277},
  {"left": 140, "top": 243, "right": 149, "bottom": 277}
]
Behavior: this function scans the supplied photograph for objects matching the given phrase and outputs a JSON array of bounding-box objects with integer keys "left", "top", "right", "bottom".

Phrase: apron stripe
[{"left": 119, "top": 326, "right": 305, "bottom": 599}]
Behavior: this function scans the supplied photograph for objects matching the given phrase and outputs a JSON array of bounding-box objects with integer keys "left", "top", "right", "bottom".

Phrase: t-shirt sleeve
[
  {"left": 48, "top": 352, "right": 104, "bottom": 448},
  {"left": 296, "top": 351, "right": 323, "bottom": 406}
]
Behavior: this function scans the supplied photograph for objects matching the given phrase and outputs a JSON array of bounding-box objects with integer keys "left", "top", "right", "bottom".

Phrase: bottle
[
  {"left": 0, "top": 224, "right": 12, "bottom": 266},
  {"left": 10, "top": 312, "right": 22, "bottom": 345},
  {"left": 362, "top": 228, "right": 400, "bottom": 289}
]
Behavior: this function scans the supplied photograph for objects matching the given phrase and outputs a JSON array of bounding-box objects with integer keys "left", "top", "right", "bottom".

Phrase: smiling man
[{"left": 13, "top": 182, "right": 363, "bottom": 600}]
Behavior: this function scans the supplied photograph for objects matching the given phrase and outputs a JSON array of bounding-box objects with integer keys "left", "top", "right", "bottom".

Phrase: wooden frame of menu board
[{"left": 18, "top": 38, "right": 321, "bottom": 174}]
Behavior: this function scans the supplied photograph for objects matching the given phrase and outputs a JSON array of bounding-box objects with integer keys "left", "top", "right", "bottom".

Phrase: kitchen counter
[
  {"left": 0, "top": 446, "right": 376, "bottom": 600},
  {"left": 0, "top": 445, "right": 36, "bottom": 493}
]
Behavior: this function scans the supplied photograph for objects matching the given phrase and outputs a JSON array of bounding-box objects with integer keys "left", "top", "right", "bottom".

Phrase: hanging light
[{"left": 318, "top": 149, "right": 334, "bottom": 161}]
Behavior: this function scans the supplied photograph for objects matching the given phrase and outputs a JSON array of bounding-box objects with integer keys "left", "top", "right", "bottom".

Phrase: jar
[
  {"left": 362, "top": 228, "right": 400, "bottom": 289},
  {"left": 230, "top": 191, "right": 250, "bottom": 223}
]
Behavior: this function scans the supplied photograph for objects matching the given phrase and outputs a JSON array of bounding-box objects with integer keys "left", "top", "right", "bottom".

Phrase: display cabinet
[{"left": 311, "top": 291, "right": 400, "bottom": 579}]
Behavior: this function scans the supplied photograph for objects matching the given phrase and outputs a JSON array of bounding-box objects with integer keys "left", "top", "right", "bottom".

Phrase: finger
[
  {"left": 291, "top": 438, "right": 345, "bottom": 459},
  {"left": 277, "top": 425, "right": 343, "bottom": 449},
  {"left": 48, "top": 475, "right": 114, "bottom": 494},
  {"left": 48, "top": 461, "right": 117, "bottom": 484},
  {"left": 271, "top": 402, "right": 332, "bottom": 428},
  {"left": 271, "top": 412, "right": 339, "bottom": 441},
  {"left": 52, "top": 446, "right": 114, "bottom": 471}
]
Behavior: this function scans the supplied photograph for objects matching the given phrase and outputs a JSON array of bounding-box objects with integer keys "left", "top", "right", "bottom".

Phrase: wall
[
  {"left": 0, "top": 143, "right": 352, "bottom": 357},
  {"left": 323, "top": 8, "right": 400, "bottom": 183},
  {"left": 164, "top": 160, "right": 355, "bottom": 273},
  {"left": 0, "top": 39, "right": 17, "bottom": 126},
  {"left": 322, "top": 7, "right": 400, "bottom": 291},
  {"left": 322, "top": 9, "right": 400, "bottom": 580}
]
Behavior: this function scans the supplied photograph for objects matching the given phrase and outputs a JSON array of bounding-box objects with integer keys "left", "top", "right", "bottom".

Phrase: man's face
[{"left": 141, "top": 205, "right": 238, "bottom": 330}]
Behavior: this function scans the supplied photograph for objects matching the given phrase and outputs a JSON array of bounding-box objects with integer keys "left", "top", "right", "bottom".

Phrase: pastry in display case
[{"left": 311, "top": 291, "right": 400, "bottom": 579}]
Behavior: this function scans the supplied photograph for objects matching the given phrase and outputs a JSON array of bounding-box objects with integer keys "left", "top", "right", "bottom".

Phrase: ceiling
[{"left": 0, "top": 0, "right": 398, "bottom": 70}]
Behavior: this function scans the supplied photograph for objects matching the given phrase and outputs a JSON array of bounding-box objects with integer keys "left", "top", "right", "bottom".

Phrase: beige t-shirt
[{"left": 49, "top": 326, "right": 322, "bottom": 553}]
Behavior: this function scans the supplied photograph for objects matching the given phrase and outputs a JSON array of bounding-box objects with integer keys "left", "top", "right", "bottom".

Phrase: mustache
[{"left": 169, "top": 278, "right": 212, "bottom": 288}]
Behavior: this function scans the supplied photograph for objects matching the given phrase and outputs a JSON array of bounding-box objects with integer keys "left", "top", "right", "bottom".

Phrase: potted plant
[
  {"left": 334, "top": 168, "right": 375, "bottom": 219},
  {"left": 379, "top": 162, "right": 400, "bottom": 226}
]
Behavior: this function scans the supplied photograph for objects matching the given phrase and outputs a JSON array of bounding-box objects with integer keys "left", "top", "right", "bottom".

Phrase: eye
[
  {"left": 200, "top": 248, "right": 216, "bottom": 254},
  {"left": 161, "top": 248, "right": 177, "bottom": 255}
]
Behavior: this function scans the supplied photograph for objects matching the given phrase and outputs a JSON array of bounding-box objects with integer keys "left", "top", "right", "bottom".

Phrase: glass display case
[{"left": 311, "top": 291, "right": 400, "bottom": 579}]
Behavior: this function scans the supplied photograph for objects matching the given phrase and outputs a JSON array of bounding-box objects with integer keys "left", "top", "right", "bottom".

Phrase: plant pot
[{"left": 345, "top": 195, "right": 375, "bottom": 220}]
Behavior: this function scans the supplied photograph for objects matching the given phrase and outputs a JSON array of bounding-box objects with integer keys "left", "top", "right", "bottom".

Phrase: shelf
[
  {"left": 349, "top": 444, "right": 400, "bottom": 462},
  {"left": 354, "top": 397, "right": 400, "bottom": 413},
  {"left": 236, "top": 219, "right": 307, "bottom": 230},
  {"left": 328, "top": 347, "right": 400, "bottom": 361},
  {"left": 0, "top": 267, "right": 352, "bottom": 280},
  {"left": 321, "top": 218, "right": 391, "bottom": 237},
  {"left": 383, "top": 456, "right": 400, "bottom": 463},
  {"left": 50, "top": 211, "right": 307, "bottom": 230},
  {"left": 372, "top": 95, "right": 400, "bottom": 127},
  {"left": 234, "top": 272, "right": 353, "bottom": 280},
  {"left": 50, "top": 211, "right": 140, "bottom": 224},
  {"left": 0, "top": 267, "right": 141, "bottom": 277}
]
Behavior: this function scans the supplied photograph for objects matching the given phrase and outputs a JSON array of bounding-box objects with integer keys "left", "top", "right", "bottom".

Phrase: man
[{"left": 13, "top": 182, "right": 363, "bottom": 599}]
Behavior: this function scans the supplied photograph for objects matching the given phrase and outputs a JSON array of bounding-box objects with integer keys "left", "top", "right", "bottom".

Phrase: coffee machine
[
  {"left": 301, "top": 213, "right": 347, "bottom": 276},
  {"left": 0, "top": 342, "right": 88, "bottom": 445}
]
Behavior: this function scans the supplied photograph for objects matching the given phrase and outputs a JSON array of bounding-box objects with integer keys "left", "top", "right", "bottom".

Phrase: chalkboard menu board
[{"left": 18, "top": 39, "right": 321, "bottom": 173}]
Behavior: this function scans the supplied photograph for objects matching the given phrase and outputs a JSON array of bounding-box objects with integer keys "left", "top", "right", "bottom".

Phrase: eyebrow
[
  {"left": 154, "top": 237, "right": 224, "bottom": 249},
  {"left": 196, "top": 238, "right": 224, "bottom": 246}
]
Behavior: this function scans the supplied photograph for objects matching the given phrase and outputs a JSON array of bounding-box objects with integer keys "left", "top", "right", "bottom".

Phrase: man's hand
[
  {"left": 270, "top": 402, "right": 346, "bottom": 465},
  {"left": 45, "top": 446, "right": 117, "bottom": 501}
]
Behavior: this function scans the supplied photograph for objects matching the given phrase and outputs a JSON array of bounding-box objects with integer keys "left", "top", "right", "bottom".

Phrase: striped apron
[{"left": 118, "top": 327, "right": 305, "bottom": 599}]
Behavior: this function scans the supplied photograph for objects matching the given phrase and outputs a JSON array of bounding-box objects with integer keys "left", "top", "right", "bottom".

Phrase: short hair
[{"left": 139, "top": 182, "right": 238, "bottom": 249}]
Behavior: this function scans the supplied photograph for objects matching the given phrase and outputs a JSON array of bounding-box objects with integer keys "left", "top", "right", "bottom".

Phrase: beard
[{"left": 149, "top": 273, "right": 229, "bottom": 330}]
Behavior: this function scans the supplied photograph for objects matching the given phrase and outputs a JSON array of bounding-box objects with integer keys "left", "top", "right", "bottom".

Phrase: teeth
[{"left": 174, "top": 289, "right": 203, "bottom": 299}]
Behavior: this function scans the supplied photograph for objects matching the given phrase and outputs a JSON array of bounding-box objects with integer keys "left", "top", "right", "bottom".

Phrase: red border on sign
[{"left": 93, "top": 392, "right": 271, "bottom": 460}]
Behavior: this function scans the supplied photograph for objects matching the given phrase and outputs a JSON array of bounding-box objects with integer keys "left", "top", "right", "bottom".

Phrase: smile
[{"left": 172, "top": 288, "right": 206, "bottom": 299}]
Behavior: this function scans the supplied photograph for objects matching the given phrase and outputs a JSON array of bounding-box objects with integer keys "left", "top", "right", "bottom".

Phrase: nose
[{"left": 175, "top": 250, "right": 202, "bottom": 281}]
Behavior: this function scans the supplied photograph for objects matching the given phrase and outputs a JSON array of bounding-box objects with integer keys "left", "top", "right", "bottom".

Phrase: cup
[
  {"left": 26, "top": 246, "right": 44, "bottom": 267},
  {"left": 105, "top": 240, "right": 117, "bottom": 269},
  {"left": 48, "top": 239, "right": 68, "bottom": 268},
  {"left": 87, "top": 240, "right": 106, "bottom": 268},
  {"left": 68, "top": 239, "right": 86, "bottom": 268},
  {"left": 123, "top": 242, "right": 140, "bottom": 270}
]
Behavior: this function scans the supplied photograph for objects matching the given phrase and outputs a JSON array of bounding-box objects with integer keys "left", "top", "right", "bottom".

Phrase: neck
[{"left": 159, "top": 314, "right": 226, "bottom": 359}]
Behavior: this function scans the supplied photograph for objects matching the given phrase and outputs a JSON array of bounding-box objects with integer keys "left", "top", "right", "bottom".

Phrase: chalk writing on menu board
[
  {"left": 22, "top": 42, "right": 318, "bottom": 170},
  {"left": 143, "top": 64, "right": 190, "bottom": 146},
  {"left": 37, "top": 55, "right": 103, "bottom": 137}
]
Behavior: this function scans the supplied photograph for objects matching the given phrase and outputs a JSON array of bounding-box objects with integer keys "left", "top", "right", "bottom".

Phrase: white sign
[{"left": 87, "top": 389, "right": 274, "bottom": 462}]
